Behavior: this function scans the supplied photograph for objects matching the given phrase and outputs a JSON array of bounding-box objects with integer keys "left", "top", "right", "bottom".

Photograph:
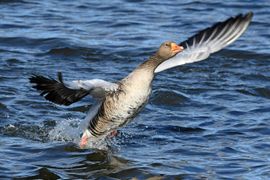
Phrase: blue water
[{"left": 0, "top": 0, "right": 270, "bottom": 179}]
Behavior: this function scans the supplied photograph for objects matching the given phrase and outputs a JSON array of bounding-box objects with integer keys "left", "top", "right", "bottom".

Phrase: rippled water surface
[{"left": 0, "top": 0, "right": 270, "bottom": 179}]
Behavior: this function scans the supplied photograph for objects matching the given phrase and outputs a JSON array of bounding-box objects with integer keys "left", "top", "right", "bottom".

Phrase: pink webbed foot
[
  {"left": 79, "top": 131, "right": 89, "bottom": 148},
  {"left": 108, "top": 130, "right": 118, "bottom": 138}
]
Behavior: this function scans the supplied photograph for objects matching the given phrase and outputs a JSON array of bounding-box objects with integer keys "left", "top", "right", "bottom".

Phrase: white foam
[
  {"left": 48, "top": 102, "right": 120, "bottom": 150},
  {"left": 48, "top": 118, "right": 113, "bottom": 150},
  {"left": 48, "top": 117, "right": 82, "bottom": 144}
]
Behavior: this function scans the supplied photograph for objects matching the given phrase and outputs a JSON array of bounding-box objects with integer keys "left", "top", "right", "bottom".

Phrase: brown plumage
[{"left": 86, "top": 41, "right": 183, "bottom": 138}]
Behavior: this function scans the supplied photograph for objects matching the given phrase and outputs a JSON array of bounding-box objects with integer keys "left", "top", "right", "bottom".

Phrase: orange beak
[{"left": 171, "top": 43, "right": 184, "bottom": 54}]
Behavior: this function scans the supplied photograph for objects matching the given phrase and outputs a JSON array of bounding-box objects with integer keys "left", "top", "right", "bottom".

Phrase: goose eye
[{"left": 165, "top": 43, "right": 170, "bottom": 47}]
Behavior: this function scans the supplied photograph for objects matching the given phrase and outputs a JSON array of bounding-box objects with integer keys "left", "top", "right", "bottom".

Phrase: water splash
[
  {"left": 48, "top": 118, "right": 82, "bottom": 144},
  {"left": 48, "top": 117, "right": 116, "bottom": 151}
]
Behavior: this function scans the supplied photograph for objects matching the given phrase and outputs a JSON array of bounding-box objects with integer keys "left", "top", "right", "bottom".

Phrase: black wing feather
[{"left": 29, "top": 74, "right": 89, "bottom": 106}]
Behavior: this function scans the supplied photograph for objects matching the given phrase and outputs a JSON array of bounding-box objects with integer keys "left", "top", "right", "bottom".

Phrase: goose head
[{"left": 156, "top": 41, "right": 184, "bottom": 60}]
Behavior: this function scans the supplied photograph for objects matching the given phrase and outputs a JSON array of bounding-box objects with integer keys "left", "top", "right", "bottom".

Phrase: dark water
[{"left": 0, "top": 0, "right": 270, "bottom": 179}]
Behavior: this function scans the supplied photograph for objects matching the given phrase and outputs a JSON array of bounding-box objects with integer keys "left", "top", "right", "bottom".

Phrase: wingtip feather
[{"left": 155, "top": 12, "right": 253, "bottom": 73}]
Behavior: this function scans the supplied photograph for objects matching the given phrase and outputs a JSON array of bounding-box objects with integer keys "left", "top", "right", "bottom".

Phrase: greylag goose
[{"left": 29, "top": 12, "right": 253, "bottom": 148}]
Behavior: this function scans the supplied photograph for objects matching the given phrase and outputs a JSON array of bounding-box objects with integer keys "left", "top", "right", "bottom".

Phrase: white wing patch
[
  {"left": 68, "top": 79, "right": 118, "bottom": 91},
  {"left": 67, "top": 79, "right": 119, "bottom": 98}
]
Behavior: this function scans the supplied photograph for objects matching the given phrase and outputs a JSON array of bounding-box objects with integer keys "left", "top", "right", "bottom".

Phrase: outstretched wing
[
  {"left": 29, "top": 72, "right": 118, "bottom": 106},
  {"left": 155, "top": 12, "right": 253, "bottom": 73}
]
